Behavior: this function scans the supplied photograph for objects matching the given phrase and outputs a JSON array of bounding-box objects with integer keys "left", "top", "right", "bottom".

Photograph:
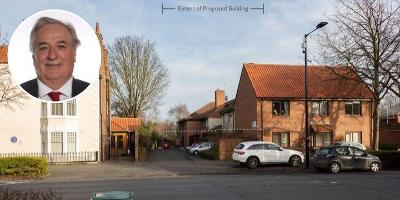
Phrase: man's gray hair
[{"left": 30, "top": 17, "right": 81, "bottom": 52}]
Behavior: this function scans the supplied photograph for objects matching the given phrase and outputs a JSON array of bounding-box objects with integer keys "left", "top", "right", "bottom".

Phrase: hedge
[
  {"left": 0, "top": 157, "right": 48, "bottom": 177},
  {"left": 367, "top": 150, "right": 400, "bottom": 170},
  {"left": 199, "top": 144, "right": 219, "bottom": 160}
]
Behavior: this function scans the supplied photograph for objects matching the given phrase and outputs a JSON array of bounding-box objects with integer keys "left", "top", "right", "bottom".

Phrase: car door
[
  {"left": 199, "top": 143, "right": 209, "bottom": 151},
  {"left": 263, "top": 144, "right": 279, "bottom": 162},
  {"left": 335, "top": 146, "right": 353, "bottom": 169},
  {"left": 247, "top": 144, "right": 264, "bottom": 162},
  {"left": 350, "top": 147, "right": 369, "bottom": 169}
]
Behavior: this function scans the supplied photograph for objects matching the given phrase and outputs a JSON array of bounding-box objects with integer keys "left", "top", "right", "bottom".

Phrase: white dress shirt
[{"left": 38, "top": 77, "right": 73, "bottom": 101}]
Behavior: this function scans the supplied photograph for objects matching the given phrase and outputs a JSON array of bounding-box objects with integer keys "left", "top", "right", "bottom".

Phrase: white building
[{"left": 0, "top": 24, "right": 110, "bottom": 161}]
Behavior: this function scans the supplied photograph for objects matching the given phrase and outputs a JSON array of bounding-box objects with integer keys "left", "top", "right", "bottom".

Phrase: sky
[{"left": 0, "top": 0, "right": 337, "bottom": 120}]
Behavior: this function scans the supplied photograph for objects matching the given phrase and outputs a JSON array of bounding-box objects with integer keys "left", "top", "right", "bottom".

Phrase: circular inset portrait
[{"left": 8, "top": 9, "right": 101, "bottom": 102}]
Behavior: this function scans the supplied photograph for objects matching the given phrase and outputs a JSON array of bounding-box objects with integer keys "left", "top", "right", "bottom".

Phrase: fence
[{"left": 0, "top": 151, "right": 98, "bottom": 164}]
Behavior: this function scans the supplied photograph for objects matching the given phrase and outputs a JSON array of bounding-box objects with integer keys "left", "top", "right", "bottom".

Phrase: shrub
[
  {"left": 367, "top": 150, "right": 400, "bottom": 169},
  {"left": 200, "top": 144, "right": 219, "bottom": 160},
  {"left": 0, "top": 187, "right": 62, "bottom": 200},
  {"left": 0, "top": 157, "right": 47, "bottom": 177},
  {"left": 379, "top": 143, "right": 399, "bottom": 151}
]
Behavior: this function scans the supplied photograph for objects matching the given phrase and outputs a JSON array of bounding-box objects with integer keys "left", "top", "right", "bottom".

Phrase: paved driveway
[{"left": 146, "top": 148, "right": 307, "bottom": 175}]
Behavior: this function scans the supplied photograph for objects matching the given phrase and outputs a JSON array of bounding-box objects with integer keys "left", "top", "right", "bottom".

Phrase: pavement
[{"left": 0, "top": 148, "right": 323, "bottom": 184}]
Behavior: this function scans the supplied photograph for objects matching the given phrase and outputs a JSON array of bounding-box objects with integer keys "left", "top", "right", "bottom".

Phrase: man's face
[{"left": 32, "top": 23, "right": 76, "bottom": 88}]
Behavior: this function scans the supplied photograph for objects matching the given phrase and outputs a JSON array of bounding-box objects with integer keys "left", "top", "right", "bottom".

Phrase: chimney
[{"left": 215, "top": 89, "right": 225, "bottom": 108}]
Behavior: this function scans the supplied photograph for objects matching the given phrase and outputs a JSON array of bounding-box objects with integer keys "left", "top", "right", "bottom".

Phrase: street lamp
[{"left": 303, "top": 21, "right": 327, "bottom": 169}]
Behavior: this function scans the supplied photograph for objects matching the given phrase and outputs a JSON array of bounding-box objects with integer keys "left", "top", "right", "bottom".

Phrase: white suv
[{"left": 232, "top": 141, "right": 304, "bottom": 169}]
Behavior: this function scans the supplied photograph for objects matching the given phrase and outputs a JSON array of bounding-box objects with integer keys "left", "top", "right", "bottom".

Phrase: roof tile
[
  {"left": 0, "top": 46, "right": 7, "bottom": 64},
  {"left": 244, "top": 63, "right": 373, "bottom": 99},
  {"left": 111, "top": 117, "right": 141, "bottom": 132}
]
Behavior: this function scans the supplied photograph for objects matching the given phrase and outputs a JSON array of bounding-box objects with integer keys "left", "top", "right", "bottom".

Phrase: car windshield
[{"left": 235, "top": 144, "right": 245, "bottom": 150}]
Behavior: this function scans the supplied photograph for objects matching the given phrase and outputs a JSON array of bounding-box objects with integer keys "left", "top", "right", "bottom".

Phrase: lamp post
[{"left": 303, "top": 22, "right": 327, "bottom": 169}]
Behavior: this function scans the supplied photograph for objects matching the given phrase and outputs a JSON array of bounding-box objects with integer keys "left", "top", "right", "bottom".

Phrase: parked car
[
  {"left": 189, "top": 142, "right": 213, "bottom": 155},
  {"left": 160, "top": 139, "right": 170, "bottom": 149},
  {"left": 313, "top": 146, "right": 381, "bottom": 173},
  {"left": 232, "top": 141, "right": 304, "bottom": 169},
  {"left": 334, "top": 141, "right": 366, "bottom": 150},
  {"left": 186, "top": 143, "right": 200, "bottom": 152}
]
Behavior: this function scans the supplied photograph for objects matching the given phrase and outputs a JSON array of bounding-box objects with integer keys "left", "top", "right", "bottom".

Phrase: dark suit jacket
[{"left": 20, "top": 78, "right": 90, "bottom": 98}]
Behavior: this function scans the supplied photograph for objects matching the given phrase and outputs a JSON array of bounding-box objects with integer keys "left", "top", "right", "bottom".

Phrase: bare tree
[
  {"left": 318, "top": 0, "right": 400, "bottom": 150},
  {"left": 380, "top": 92, "right": 400, "bottom": 109},
  {"left": 168, "top": 103, "right": 190, "bottom": 123},
  {"left": 0, "top": 26, "right": 8, "bottom": 45},
  {"left": 0, "top": 28, "right": 27, "bottom": 110},
  {"left": 109, "top": 35, "right": 169, "bottom": 118},
  {"left": 0, "top": 63, "right": 28, "bottom": 110}
]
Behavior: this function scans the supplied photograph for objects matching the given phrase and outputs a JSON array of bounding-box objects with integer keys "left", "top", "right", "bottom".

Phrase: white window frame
[{"left": 345, "top": 131, "right": 362, "bottom": 143}]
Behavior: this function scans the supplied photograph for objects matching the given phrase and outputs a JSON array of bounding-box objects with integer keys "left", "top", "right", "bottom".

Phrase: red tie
[{"left": 48, "top": 91, "right": 61, "bottom": 101}]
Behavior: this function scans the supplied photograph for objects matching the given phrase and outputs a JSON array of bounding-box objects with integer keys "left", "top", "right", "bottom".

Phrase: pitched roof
[
  {"left": 244, "top": 63, "right": 374, "bottom": 99},
  {"left": 220, "top": 99, "right": 235, "bottom": 114},
  {"left": 0, "top": 46, "right": 7, "bottom": 64},
  {"left": 111, "top": 117, "right": 141, "bottom": 132},
  {"left": 311, "top": 125, "right": 333, "bottom": 133},
  {"left": 182, "top": 102, "right": 222, "bottom": 121}
]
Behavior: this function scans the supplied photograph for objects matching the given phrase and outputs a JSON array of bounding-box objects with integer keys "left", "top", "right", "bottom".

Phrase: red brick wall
[
  {"left": 380, "top": 123, "right": 400, "bottom": 148},
  {"left": 182, "top": 120, "right": 202, "bottom": 147},
  {"left": 234, "top": 68, "right": 257, "bottom": 129},
  {"left": 258, "top": 100, "right": 372, "bottom": 149}
]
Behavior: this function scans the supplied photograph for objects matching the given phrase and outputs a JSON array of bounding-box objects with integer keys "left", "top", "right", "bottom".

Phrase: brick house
[
  {"left": 111, "top": 117, "right": 141, "bottom": 160},
  {"left": 234, "top": 63, "right": 374, "bottom": 150},
  {"left": 178, "top": 89, "right": 226, "bottom": 147},
  {"left": 220, "top": 99, "right": 235, "bottom": 131}
]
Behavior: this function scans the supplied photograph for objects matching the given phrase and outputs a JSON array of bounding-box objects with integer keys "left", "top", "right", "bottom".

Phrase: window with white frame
[
  {"left": 67, "top": 132, "right": 77, "bottom": 152},
  {"left": 315, "top": 132, "right": 332, "bottom": 147},
  {"left": 346, "top": 132, "right": 362, "bottom": 143},
  {"left": 272, "top": 132, "right": 290, "bottom": 147},
  {"left": 67, "top": 99, "right": 77, "bottom": 116},
  {"left": 41, "top": 102, "right": 47, "bottom": 117},
  {"left": 51, "top": 132, "right": 63, "bottom": 153},
  {"left": 312, "top": 101, "right": 328, "bottom": 116},
  {"left": 51, "top": 103, "right": 63, "bottom": 116}
]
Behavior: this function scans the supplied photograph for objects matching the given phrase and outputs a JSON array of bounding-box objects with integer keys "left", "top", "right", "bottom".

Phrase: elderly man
[{"left": 20, "top": 17, "right": 89, "bottom": 101}]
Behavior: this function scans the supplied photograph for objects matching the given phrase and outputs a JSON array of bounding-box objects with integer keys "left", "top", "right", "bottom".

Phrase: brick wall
[
  {"left": 234, "top": 69, "right": 257, "bottom": 129},
  {"left": 208, "top": 132, "right": 258, "bottom": 160},
  {"left": 380, "top": 123, "right": 400, "bottom": 148},
  {"left": 259, "top": 100, "right": 372, "bottom": 149},
  {"left": 181, "top": 120, "right": 202, "bottom": 147}
]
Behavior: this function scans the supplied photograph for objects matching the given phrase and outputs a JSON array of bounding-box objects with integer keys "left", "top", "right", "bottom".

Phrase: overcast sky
[{"left": 0, "top": 0, "right": 337, "bottom": 120}]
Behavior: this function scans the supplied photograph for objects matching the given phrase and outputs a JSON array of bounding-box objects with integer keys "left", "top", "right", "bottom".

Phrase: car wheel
[
  {"left": 193, "top": 150, "right": 199, "bottom": 155},
  {"left": 289, "top": 155, "right": 301, "bottom": 167},
  {"left": 330, "top": 162, "right": 341, "bottom": 173},
  {"left": 370, "top": 162, "right": 380, "bottom": 172},
  {"left": 246, "top": 157, "right": 259, "bottom": 169}
]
